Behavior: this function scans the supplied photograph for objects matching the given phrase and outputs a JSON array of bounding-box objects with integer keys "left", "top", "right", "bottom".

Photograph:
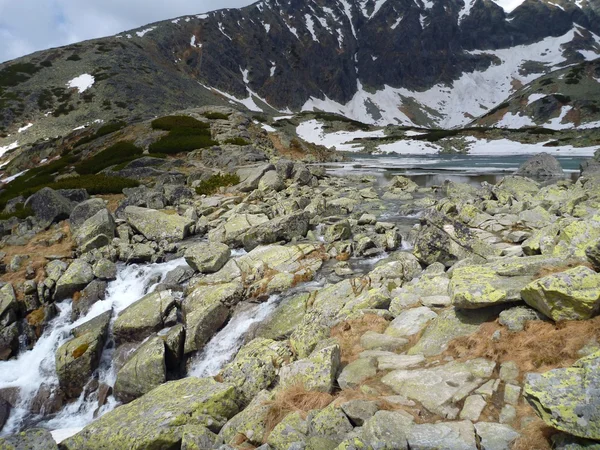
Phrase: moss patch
[
  {"left": 195, "top": 173, "right": 240, "bottom": 195},
  {"left": 76, "top": 141, "right": 143, "bottom": 174}
]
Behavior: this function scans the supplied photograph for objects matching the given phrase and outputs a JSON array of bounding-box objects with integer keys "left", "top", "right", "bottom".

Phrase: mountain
[{"left": 1, "top": 0, "right": 600, "bottom": 152}]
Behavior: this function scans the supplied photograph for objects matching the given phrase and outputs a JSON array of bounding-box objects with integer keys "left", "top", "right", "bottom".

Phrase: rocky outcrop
[
  {"left": 516, "top": 153, "right": 565, "bottom": 179},
  {"left": 184, "top": 242, "right": 230, "bottom": 273},
  {"left": 124, "top": 206, "right": 194, "bottom": 242}
]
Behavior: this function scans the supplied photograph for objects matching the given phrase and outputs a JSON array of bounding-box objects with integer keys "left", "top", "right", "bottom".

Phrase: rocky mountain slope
[{"left": 1, "top": 0, "right": 600, "bottom": 153}]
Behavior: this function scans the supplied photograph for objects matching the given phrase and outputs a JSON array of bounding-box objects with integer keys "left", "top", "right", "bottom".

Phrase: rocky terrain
[{"left": 0, "top": 108, "right": 598, "bottom": 449}]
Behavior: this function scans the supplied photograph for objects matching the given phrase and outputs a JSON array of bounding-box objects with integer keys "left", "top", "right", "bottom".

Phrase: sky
[{"left": 0, "top": 0, "right": 255, "bottom": 63}]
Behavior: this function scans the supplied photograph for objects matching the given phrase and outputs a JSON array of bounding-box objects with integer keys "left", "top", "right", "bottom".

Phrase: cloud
[{"left": 0, "top": 0, "right": 255, "bottom": 63}]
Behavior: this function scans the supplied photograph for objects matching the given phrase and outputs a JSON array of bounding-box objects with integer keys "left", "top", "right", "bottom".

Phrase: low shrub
[
  {"left": 47, "top": 174, "right": 139, "bottom": 194},
  {"left": 0, "top": 204, "right": 34, "bottom": 221},
  {"left": 149, "top": 134, "right": 217, "bottom": 154},
  {"left": 74, "top": 121, "right": 127, "bottom": 147},
  {"left": 75, "top": 141, "right": 143, "bottom": 175},
  {"left": 151, "top": 115, "right": 209, "bottom": 131},
  {"left": 204, "top": 112, "right": 229, "bottom": 120},
  {"left": 195, "top": 173, "right": 240, "bottom": 195},
  {"left": 223, "top": 137, "right": 250, "bottom": 146}
]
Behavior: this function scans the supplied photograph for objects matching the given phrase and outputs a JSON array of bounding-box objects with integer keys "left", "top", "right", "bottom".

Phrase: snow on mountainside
[{"left": 1, "top": 0, "right": 600, "bottom": 153}]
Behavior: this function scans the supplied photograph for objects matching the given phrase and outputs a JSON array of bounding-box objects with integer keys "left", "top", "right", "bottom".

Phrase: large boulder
[
  {"left": 61, "top": 378, "right": 239, "bottom": 450},
  {"left": 525, "top": 351, "right": 600, "bottom": 440},
  {"left": 113, "top": 290, "right": 178, "bottom": 343},
  {"left": 357, "top": 410, "right": 413, "bottom": 450},
  {"left": 236, "top": 164, "right": 275, "bottom": 192},
  {"left": 413, "top": 209, "right": 500, "bottom": 267},
  {"left": 493, "top": 176, "right": 540, "bottom": 204},
  {"left": 0, "top": 283, "right": 17, "bottom": 328},
  {"left": 219, "top": 390, "right": 273, "bottom": 447},
  {"left": 208, "top": 213, "right": 270, "bottom": 246},
  {"left": 407, "top": 421, "right": 478, "bottom": 450},
  {"left": 25, "top": 187, "right": 74, "bottom": 227},
  {"left": 114, "top": 336, "right": 166, "bottom": 403},
  {"left": 521, "top": 266, "right": 600, "bottom": 321},
  {"left": 239, "top": 211, "right": 310, "bottom": 251},
  {"left": 279, "top": 344, "right": 341, "bottom": 393},
  {"left": 184, "top": 242, "right": 231, "bottom": 273},
  {"left": 220, "top": 338, "right": 291, "bottom": 405},
  {"left": 56, "top": 311, "right": 111, "bottom": 399},
  {"left": 0, "top": 428, "right": 58, "bottom": 450},
  {"left": 69, "top": 198, "right": 106, "bottom": 231},
  {"left": 124, "top": 206, "right": 194, "bottom": 242},
  {"left": 516, "top": 152, "right": 565, "bottom": 179},
  {"left": 54, "top": 260, "right": 94, "bottom": 301},
  {"left": 73, "top": 208, "right": 116, "bottom": 252}
]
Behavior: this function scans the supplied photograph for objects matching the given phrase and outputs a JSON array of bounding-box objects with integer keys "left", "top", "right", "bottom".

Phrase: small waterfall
[
  {"left": 0, "top": 258, "right": 187, "bottom": 437},
  {"left": 188, "top": 295, "right": 280, "bottom": 378}
]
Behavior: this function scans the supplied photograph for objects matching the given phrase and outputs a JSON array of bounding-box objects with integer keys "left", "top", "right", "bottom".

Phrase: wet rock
[
  {"left": 521, "top": 266, "right": 600, "bottom": 321},
  {"left": 525, "top": 351, "right": 600, "bottom": 440},
  {"left": 125, "top": 206, "right": 194, "bottom": 242},
  {"left": 71, "top": 280, "right": 107, "bottom": 320},
  {"left": 54, "top": 259, "right": 94, "bottom": 301},
  {"left": 0, "top": 323, "right": 19, "bottom": 360},
  {"left": 69, "top": 198, "right": 106, "bottom": 231},
  {"left": 255, "top": 292, "right": 308, "bottom": 340},
  {"left": 0, "top": 397, "right": 10, "bottom": 431},
  {"left": 25, "top": 188, "right": 74, "bottom": 228},
  {"left": 92, "top": 259, "right": 117, "bottom": 281},
  {"left": 516, "top": 152, "right": 564, "bottom": 179},
  {"left": 113, "top": 290, "right": 178, "bottom": 344},
  {"left": 114, "top": 336, "right": 166, "bottom": 403},
  {"left": 62, "top": 378, "right": 239, "bottom": 450},
  {"left": 184, "top": 242, "right": 231, "bottom": 273},
  {"left": 30, "top": 383, "right": 64, "bottom": 415},
  {"left": 56, "top": 311, "right": 111, "bottom": 399}
]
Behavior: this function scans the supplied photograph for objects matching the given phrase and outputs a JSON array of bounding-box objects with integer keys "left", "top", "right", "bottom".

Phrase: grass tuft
[
  {"left": 151, "top": 115, "right": 209, "bottom": 131},
  {"left": 75, "top": 141, "right": 143, "bottom": 175},
  {"left": 195, "top": 173, "right": 240, "bottom": 195}
]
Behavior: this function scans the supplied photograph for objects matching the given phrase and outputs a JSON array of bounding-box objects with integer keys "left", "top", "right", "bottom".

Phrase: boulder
[
  {"left": 388, "top": 176, "right": 418, "bottom": 193},
  {"left": 181, "top": 425, "right": 218, "bottom": 450},
  {"left": 522, "top": 266, "right": 600, "bottom": 321},
  {"left": 208, "top": 213, "right": 270, "bottom": 246},
  {"left": 493, "top": 176, "right": 540, "bottom": 204},
  {"left": 69, "top": 198, "right": 106, "bottom": 231},
  {"left": 516, "top": 152, "right": 564, "bottom": 179},
  {"left": 324, "top": 220, "right": 352, "bottom": 243},
  {"left": 309, "top": 404, "right": 353, "bottom": 442},
  {"left": 0, "top": 428, "right": 58, "bottom": 450},
  {"left": 54, "top": 260, "right": 94, "bottom": 300},
  {"left": 255, "top": 293, "right": 308, "bottom": 339},
  {"left": 239, "top": 211, "right": 310, "bottom": 251},
  {"left": 113, "top": 290, "right": 178, "bottom": 343},
  {"left": 236, "top": 164, "right": 275, "bottom": 192},
  {"left": 73, "top": 209, "right": 115, "bottom": 252},
  {"left": 93, "top": 259, "right": 117, "bottom": 281},
  {"left": 61, "top": 378, "right": 239, "bottom": 450},
  {"left": 184, "top": 242, "right": 231, "bottom": 273},
  {"left": 382, "top": 358, "right": 495, "bottom": 419},
  {"left": 341, "top": 399, "right": 379, "bottom": 427},
  {"left": 407, "top": 421, "right": 478, "bottom": 450},
  {"left": 337, "top": 358, "right": 377, "bottom": 390},
  {"left": 0, "top": 283, "right": 17, "bottom": 328},
  {"left": 279, "top": 345, "right": 341, "bottom": 393},
  {"left": 499, "top": 305, "right": 546, "bottom": 332},
  {"left": 525, "top": 351, "right": 600, "bottom": 440},
  {"left": 587, "top": 241, "right": 600, "bottom": 271},
  {"left": 124, "top": 206, "right": 194, "bottom": 242},
  {"left": 385, "top": 307, "right": 437, "bottom": 338},
  {"left": 474, "top": 423, "right": 519, "bottom": 450},
  {"left": 220, "top": 338, "right": 290, "bottom": 406},
  {"left": 114, "top": 336, "right": 166, "bottom": 403},
  {"left": 258, "top": 170, "right": 285, "bottom": 192},
  {"left": 71, "top": 279, "right": 107, "bottom": 320},
  {"left": 267, "top": 411, "right": 308, "bottom": 449},
  {"left": 25, "top": 187, "right": 74, "bottom": 227},
  {"left": 0, "top": 322, "right": 19, "bottom": 361},
  {"left": 219, "top": 390, "right": 273, "bottom": 446},
  {"left": 551, "top": 218, "right": 600, "bottom": 259},
  {"left": 56, "top": 311, "right": 111, "bottom": 398},
  {"left": 182, "top": 283, "right": 238, "bottom": 353},
  {"left": 358, "top": 410, "right": 413, "bottom": 450}
]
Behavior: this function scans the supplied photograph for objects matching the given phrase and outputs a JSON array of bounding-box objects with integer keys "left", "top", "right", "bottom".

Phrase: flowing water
[{"left": 0, "top": 258, "right": 187, "bottom": 437}]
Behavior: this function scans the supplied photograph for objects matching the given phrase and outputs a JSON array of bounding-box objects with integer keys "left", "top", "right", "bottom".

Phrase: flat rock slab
[{"left": 125, "top": 206, "right": 194, "bottom": 242}]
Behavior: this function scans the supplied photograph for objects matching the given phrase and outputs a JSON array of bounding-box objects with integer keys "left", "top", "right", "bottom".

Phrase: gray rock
[
  {"left": 0, "top": 284, "right": 17, "bottom": 328},
  {"left": 499, "top": 361, "right": 519, "bottom": 383},
  {"left": 516, "top": 152, "right": 564, "bottom": 179},
  {"left": 499, "top": 405, "right": 516, "bottom": 424},
  {"left": 125, "top": 206, "right": 194, "bottom": 242},
  {"left": 324, "top": 220, "right": 352, "bottom": 243},
  {"left": 184, "top": 242, "right": 231, "bottom": 273},
  {"left": 474, "top": 423, "right": 519, "bottom": 450},
  {"left": 459, "top": 394, "right": 487, "bottom": 421},
  {"left": 93, "top": 259, "right": 117, "bottom": 281},
  {"left": 25, "top": 188, "right": 74, "bottom": 227},
  {"left": 337, "top": 358, "right": 377, "bottom": 390},
  {"left": 74, "top": 209, "right": 115, "bottom": 252},
  {"left": 360, "top": 331, "right": 408, "bottom": 352},
  {"left": 69, "top": 198, "right": 106, "bottom": 231},
  {"left": 71, "top": 279, "right": 107, "bottom": 320},
  {"left": 54, "top": 260, "right": 94, "bottom": 300},
  {"left": 240, "top": 211, "right": 310, "bottom": 251},
  {"left": 258, "top": 170, "right": 285, "bottom": 192},
  {"left": 359, "top": 410, "right": 413, "bottom": 450},
  {"left": 407, "top": 421, "right": 477, "bottom": 450},
  {"left": 0, "top": 428, "right": 58, "bottom": 449},
  {"left": 385, "top": 307, "right": 437, "bottom": 338},
  {"left": 236, "top": 164, "right": 275, "bottom": 192},
  {"left": 279, "top": 345, "right": 341, "bottom": 393},
  {"left": 341, "top": 399, "right": 379, "bottom": 426},
  {"left": 499, "top": 306, "right": 546, "bottom": 332}
]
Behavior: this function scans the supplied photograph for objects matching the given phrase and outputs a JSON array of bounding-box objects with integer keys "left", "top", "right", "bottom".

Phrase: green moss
[
  {"left": 195, "top": 173, "right": 240, "bottom": 195},
  {"left": 151, "top": 115, "right": 209, "bottom": 131},
  {"left": 203, "top": 112, "right": 229, "bottom": 120},
  {"left": 76, "top": 141, "right": 143, "bottom": 174},
  {"left": 74, "top": 121, "right": 127, "bottom": 147},
  {"left": 222, "top": 137, "right": 250, "bottom": 146},
  {"left": 0, "top": 204, "right": 34, "bottom": 221}
]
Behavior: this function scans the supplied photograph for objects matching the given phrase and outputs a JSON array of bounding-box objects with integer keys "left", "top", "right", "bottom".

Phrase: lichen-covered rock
[
  {"left": 267, "top": 411, "right": 309, "bottom": 450},
  {"left": 255, "top": 293, "right": 308, "bottom": 339},
  {"left": 125, "top": 206, "right": 194, "bottom": 242},
  {"left": 474, "top": 423, "right": 519, "bottom": 450},
  {"left": 0, "top": 283, "right": 17, "bottom": 328},
  {"left": 407, "top": 420, "right": 478, "bottom": 450},
  {"left": 388, "top": 176, "right": 418, "bottom": 193},
  {"left": 61, "top": 378, "right": 239, "bottom": 450},
  {"left": 220, "top": 338, "right": 290, "bottom": 405},
  {"left": 184, "top": 242, "right": 231, "bottom": 273},
  {"left": 498, "top": 305, "right": 546, "bottom": 332},
  {"left": 337, "top": 358, "right": 377, "bottom": 390},
  {"left": 25, "top": 187, "right": 74, "bottom": 227},
  {"left": 587, "top": 241, "right": 600, "bottom": 271},
  {"left": 369, "top": 254, "right": 422, "bottom": 289},
  {"left": 258, "top": 170, "right": 285, "bottom": 192},
  {"left": 279, "top": 345, "right": 341, "bottom": 393},
  {"left": 236, "top": 163, "right": 275, "bottom": 192},
  {"left": 219, "top": 390, "right": 273, "bottom": 446},
  {"left": 325, "top": 220, "right": 352, "bottom": 243},
  {"left": 239, "top": 211, "right": 310, "bottom": 251},
  {"left": 385, "top": 307, "right": 437, "bottom": 338},
  {"left": 181, "top": 425, "right": 218, "bottom": 450},
  {"left": 358, "top": 410, "right": 413, "bottom": 450},
  {"left": 183, "top": 282, "right": 239, "bottom": 353},
  {"left": 113, "top": 290, "right": 177, "bottom": 343},
  {"left": 114, "top": 336, "right": 166, "bottom": 403},
  {"left": 341, "top": 400, "right": 379, "bottom": 427},
  {"left": 208, "top": 213, "right": 270, "bottom": 245},
  {"left": 516, "top": 152, "right": 565, "bottom": 179},
  {"left": 54, "top": 259, "right": 94, "bottom": 300},
  {"left": 56, "top": 311, "right": 111, "bottom": 399},
  {"left": 493, "top": 176, "right": 540, "bottom": 204},
  {"left": 309, "top": 404, "right": 353, "bottom": 442},
  {"left": 0, "top": 428, "right": 59, "bottom": 450},
  {"left": 524, "top": 351, "right": 600, "bottom": 440},
  {"left": 69, "top": 198, "right": 106, "bottom": 231},
  {"left": 73, "top": 209, "right": 115, "bottom": 252},
  {"left": 92, "top": 259, "right": 117, "bottom": 281},
  {"left": 521, "top": 266, "right": 600, "bottom": 321},
  {"left": 381, "top": 359, "right": 495, "bottom": 419}
]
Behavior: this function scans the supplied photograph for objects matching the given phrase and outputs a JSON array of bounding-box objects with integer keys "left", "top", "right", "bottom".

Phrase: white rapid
[
  {"left": 188, "top": 295, "right": 280, "bottom": 378},
  {"left": 0, "top": 258, "right": 187, "bottom": 437}
]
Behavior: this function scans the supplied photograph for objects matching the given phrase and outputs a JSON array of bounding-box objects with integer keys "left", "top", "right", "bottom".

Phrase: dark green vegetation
[
  {"left": 0, "top": 63, "right": 41, "bottom": 90},
  {"left": 75, "top": 141, "right": 143, "bottom": 174},
  {"left": 223, "top": 137, "right": 250, "bottom": 146},
  {"left": 307, "top": 112, "right": 371, "bottom": 131},
  {"left": 0, "top": 204, "right": 34, "bottom": 221},
  {"left": 204, "top": 112, "right": 229, "bottom": 120},
  {"left": 195, "top": 173, "right": 240, "bottom": 195},
  {"left": 75, "top": 121, "right": 127, "bottom": 147},
  {"left": 150, "top": 115, "right": 217, "bottom": 154},
  {"left": 49, "top": 174, "right": 139, "bottom": 194}
]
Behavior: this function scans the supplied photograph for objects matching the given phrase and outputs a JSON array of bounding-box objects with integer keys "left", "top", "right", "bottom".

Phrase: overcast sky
[{"left": 0, "top": 0, "right": 255, "bottom": 63}]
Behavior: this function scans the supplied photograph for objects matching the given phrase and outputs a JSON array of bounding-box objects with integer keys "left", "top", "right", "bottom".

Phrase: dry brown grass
[
  {"left": 0, "top": 221, "right": 74, "bottom": 285},
  {"left": 264, "top": 384, "right": 334, "bottom": 439},
  {"left": 446, "top": 316, "right": 600, "bottom": 377},
  {"left": 331, "top": 314, "right": 390, "bottom": 363},
  {"left": 533, "top": 260, "right": 595, "bottom": 280},
  {"left": 512, "top": 416, "right": 557, "bottom": 450},
  {"left": 96, "top": 194, "right": 124, "bottom": 213}
]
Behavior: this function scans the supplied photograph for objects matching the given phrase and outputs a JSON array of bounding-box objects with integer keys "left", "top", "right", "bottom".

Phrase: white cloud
[{"left": 0, "top": 0, "right": 254, "bottom": 63}]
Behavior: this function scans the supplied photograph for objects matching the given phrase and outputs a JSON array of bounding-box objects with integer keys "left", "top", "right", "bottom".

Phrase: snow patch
[
  {"left": 496, "top": 112, "right": 536, "bottom": 128},
  {"left": 218, "top": 23, "right": 232, "bottom": 40},
  {"left": 0, "top": 142, "right": 19, "bottom": 158},
  {"left": 339, "top": 0, "right": 357, "bottom": 38},
  {"left": 285, "top": 21, "right": 299, "bottom": 39},
  {"left": 263, "top": 22, "right": 271, "bottom": 33},
  {"left": 262, "top": 124, "right": 276, "bottom": 132},
  {"left": 378, "top": 140, "right": 441, "bottom": 155},
  {"left": 527, "top": 93, "right": 546, "bottom": 106},
  {"left": 296, "top": 119, "right": 385, "bottom": 151},
  {"left": 67, "top": 74, "right": 95, "bottom": 93},
  {"left": 459, "top": 0, "right": 477, "bottom": 23},
  {"left": 391, "top": 16, "right": 403, "bottom": 30},
  {"left": 136, "top": 27, "right": 156, "bottom": 37},
  {"left": 491, "top": 0, "right": 526, "bottom": 13},
  {"left": 305, "top": 14, "right": 319, "bottom": 42},
  {"left": 1, "top": 169, "right": 28, "bottom": 184},
  {"left": 18, "top": 123, "right": 33, "bottom": 133},
  {"left": 197, "top": 14, "right": 209, "bottom": 19},
  {"left": 548, "top": 2, "right": 565, "bottom": 10},
  {"left": 545, "top": 105, "right": 573, "bottom": 130},
  {"left": 467, "top": 137, "right": 596, "bottom": 156},
  {"left": 270, "top": 62, "right": 276, "bottom": 77}
]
